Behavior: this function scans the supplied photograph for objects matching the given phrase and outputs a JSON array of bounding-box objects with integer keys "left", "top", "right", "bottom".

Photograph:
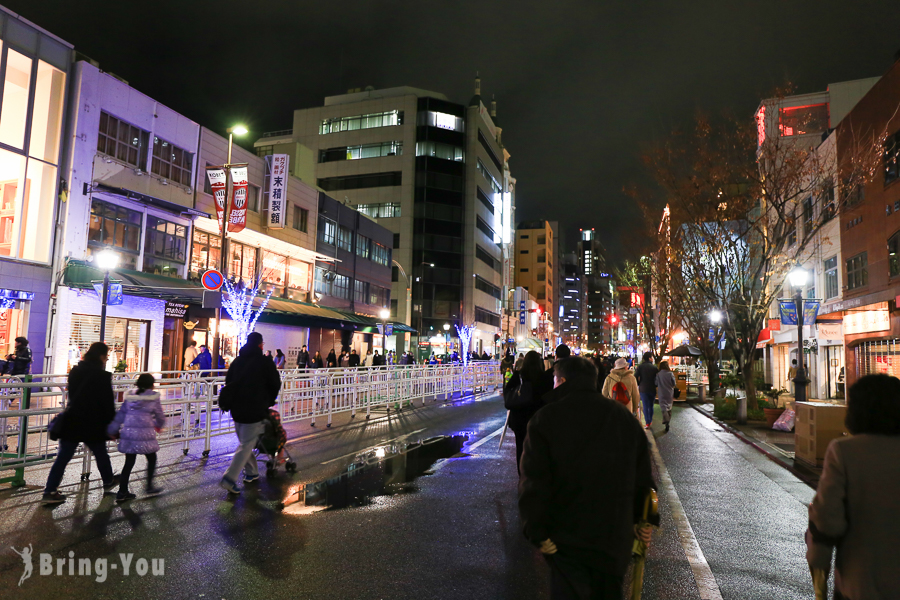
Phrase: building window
[
  {"left": 475, "top": 276, "right": 501, "bottom": 300},
  {"left": 229, "top": 240, "right": 257, "bottom": 283},
  {"left": 778, "top": 104, "right": 829, "bottom": 137},
  {"left": 97, "top": 111, "right": 149, "bottom": 169},
  {"left": 255, "top": 145, "right": 273, "bottom": 158},
  {"left": 337, "top": 225, "right": 352, "bottom": 252},
  {"left": 372, "top": 242, "right": 391, "bottom": 266},
  {"left": 821, "top": 179, "right": 836, "bottom": 221},
  {"left": 476, "top": 187, "right": 494, "bottom": 211},
  {"left": 357, "top": 202, "right": 401, "bottom": 219},
  {"left": 246, "top": 185, "right": 260, "bottom": 212},
  {"left": 87, "top": 199, "right": 141, "bottom": 269},
  {"left": 318, "top": 216, "right": 336, "bottom": 245},
  {"left": 357, "top": 234, "right": 371, "bottom": 259},
  {"left": 417, "top": 110, "right": 465, "bottom": 132},
  {"left": 393, "top": 233, "right": 400, "bottom": 248},
  {"left": 332, "top": 273, "right": 350, "bottom": 300},
  {"left": 537, "top": 235, "right": 546, "bottom": 245},
  {"left": 286, "top": 259, "right": 311, "bottom": 298},
  {"left": 390, "top": 298, "right": 398, "bottom": 318},
  {"left": 824, "top": 256, "right": 838, "bottom": 299},
  {"left": 292, "top": 206, "right": 308, "bottom": 232},
  {"left": 890, "top": 232, "right": 900, "bottom": 278},
  {"left": 520, "top": 268, "right": 529, "bottom": 273},
  {"left": 318, "top": 172, "right": 402, "bottom": 192},
  {"left": 319, "top": 141, "right": 403, "bottom": 162},
  {"left": 202, "top": 162, "right": 214, "bottom": 194},
  {"left": 415, "top": 141, "right": 464, "bottom": 162},
  {"left": 392, "top": 266, "right": 399, "bottom": 282},
  {"left": 319, "top": 110, "right": 403, "bottom": 134},
  {"left": 143, "top": 216, "right": 187, "bottom": 278},
  {"left": 476, "top": 215, "right": 495, "bottom": 239},
  {"left": 787, "top": 213, "right": 797, "bottom": 246},
  {"left": 846, "top": 252, "right": 868, "bottom": 290},
  {"left": 475, "top": 245, "right": 496, "bottom": 270},
  {"left": 474, "top": 307, "right": 501, "bottom": 327},
  {"left": 476, "top": 159, "right": 502, "bottom": 193},
  {"left": 803, "top": 196, "right": 814, "bottom": 239},
  {"left": 354, "top": 279, "right": 368, "bottom": 304},
  {"left": 885, "top": 129, "right": 900, "bottom": 185},
  {"left": 190, "top": 230, "right": 221, "bottom": 277},
  {"left": 261, "top": 251, "right": 287, "bottom": 295},
  {"left": 151, "top": 136, "right": 193, "bottom": 186}
]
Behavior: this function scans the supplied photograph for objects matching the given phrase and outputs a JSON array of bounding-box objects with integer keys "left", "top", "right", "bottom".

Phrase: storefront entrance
[
  {"left": 824, "top": 345, "right": 845, "bottom": 400},
  {"left": 70, "top": 314, "right": 151, "bottom": 372}
]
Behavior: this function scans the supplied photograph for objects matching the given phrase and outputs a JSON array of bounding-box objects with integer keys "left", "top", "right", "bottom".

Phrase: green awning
[{"left": 61, "top": 259, "right": 415, "bottom": 333}]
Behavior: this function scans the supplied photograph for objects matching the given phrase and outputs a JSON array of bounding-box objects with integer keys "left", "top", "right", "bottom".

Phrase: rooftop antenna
[{"left": 475, "top": 71, "right": 481, "bottom": 96}]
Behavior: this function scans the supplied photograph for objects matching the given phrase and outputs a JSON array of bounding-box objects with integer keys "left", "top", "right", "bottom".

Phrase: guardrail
[{"left": 0, "top": 362, "right": 501, "bottom": 486}]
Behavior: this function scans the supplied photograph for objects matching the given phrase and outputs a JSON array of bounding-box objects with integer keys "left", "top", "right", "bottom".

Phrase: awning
[
  {"left": 756, "top": 328, "right": 772, "bottom": 349},
  {"left": 62, "top": 259, "right": 416, "bottom": 333}
]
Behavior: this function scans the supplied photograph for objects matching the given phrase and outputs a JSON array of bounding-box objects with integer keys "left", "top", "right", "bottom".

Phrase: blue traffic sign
[{"left": 202, "top": 269, "right": 224, "bottom": 291}]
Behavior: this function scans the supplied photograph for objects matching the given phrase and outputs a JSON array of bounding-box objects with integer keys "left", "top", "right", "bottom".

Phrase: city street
[{"left": 0, "top": 395, "right": 819, "bottom": 599}]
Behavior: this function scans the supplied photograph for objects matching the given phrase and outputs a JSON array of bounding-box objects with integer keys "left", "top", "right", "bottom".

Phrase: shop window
[
  {"left": 151, "top": 136, "right": 194, "bottom": 186},
  {"left": 889, "top": 232, "right": 900, "bottom": 278},
  {"left": 87, "top": 199, "right": 141, "bottom": 269},
  {"left": 70, "top": 314, "right": 150, "bottom": 373},
  {"left": 0, "top": 50, "right": 32, "bottom": 150},
  {"left": 846, "top": 252, "right": 868, "bottom": 290},
  {"left": 97, "top": 111, "right": 149, "bottom": 169},
  {"left": 286, "top": 259, "right": 311, "bottom": 300},
  {"left": 0, "top": 291, "right": 31, "bottom": 360},
  {"left": 229, "top": 240, "right": 257, "bottom": 283},
  {"left": 261, "top": 251, "right": 287, "bottom": 295},
  {"left": 143, "top": 216, "right": 187, "bottom": 278},
  {"left": 29, "top": 61, "right": 66, "bottom": 163},
  {"left": 190, "top": 230, "right": 220, "bottom": 277},
  {"left": 0, "top": 152, "right": 56, "bottom": 263}
]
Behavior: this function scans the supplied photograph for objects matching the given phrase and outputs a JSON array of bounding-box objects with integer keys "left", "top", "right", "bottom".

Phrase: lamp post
[
  {"left": 95, "top": 248, "right": 119, "bottom": 344},
  {"left": 391, "top": 259, "right": 412, "bottom": 353},
  {"left": 379, "top": 308, "right": 390, "bottom": 356},
  {"left": 790, "top": 267, "right": 810, "bottom": 403},
  {"left": 415, "top": 262, "right": 434, "bottom": 361},
  {"left": 212, "top": 124, "right": 248, "bottom": 369},
  {"left": 443, "top": 322, "right": 451, "bottom": 356},
  {"left": 709, "top": 309, "right": 723, "bottom": 368}
]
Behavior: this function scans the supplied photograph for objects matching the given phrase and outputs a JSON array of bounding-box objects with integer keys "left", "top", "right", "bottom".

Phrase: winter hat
[{"left": 614, "top": 358, "right": 628, "bottom": 369}]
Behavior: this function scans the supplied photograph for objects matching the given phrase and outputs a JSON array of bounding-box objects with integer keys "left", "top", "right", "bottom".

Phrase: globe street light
[
  {"left": 95, "top": 248, "right": 119, "bottom": 344},
  {"left": 443, "top": 322, "right": 451, "bottom": 355},
  {"left": 789, "top": 267, "right": 809, "bottom": 403},
  {"left": 379, "top": 308, "right": 391, "bottom": 355}
]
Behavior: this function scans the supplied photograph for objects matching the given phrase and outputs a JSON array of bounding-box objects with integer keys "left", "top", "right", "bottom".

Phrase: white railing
[{"left": 0, "top": 363, "right": 501, "bottom": 485}]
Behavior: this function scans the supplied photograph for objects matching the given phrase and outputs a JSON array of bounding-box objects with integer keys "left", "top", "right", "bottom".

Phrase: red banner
[
  {"left": 228, "top": 166, "right": 248, "bottom": 233},
  {"left": 206, "top": 167, "right": 227, "bottom": 228}
]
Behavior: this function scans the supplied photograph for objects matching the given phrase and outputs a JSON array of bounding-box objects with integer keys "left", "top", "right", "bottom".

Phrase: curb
[{"left": 688, "top": 403, "right": 818, "bottom": 489}]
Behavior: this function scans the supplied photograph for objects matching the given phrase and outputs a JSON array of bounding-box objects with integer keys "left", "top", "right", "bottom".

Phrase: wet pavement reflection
[{"left": 281, "top": 434, "right": 469, "bottom": 514}]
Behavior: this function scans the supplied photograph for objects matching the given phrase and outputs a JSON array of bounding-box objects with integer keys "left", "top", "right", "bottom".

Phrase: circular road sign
[{"left": 202, "top": 269, "right": 224, "bottom": 291}]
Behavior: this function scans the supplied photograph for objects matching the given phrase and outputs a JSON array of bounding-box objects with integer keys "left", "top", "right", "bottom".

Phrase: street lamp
[
  {"left": 95, "top": 248, "right": 119, "bottom": 343},
  {"left": 212, "top": 124, "right": 248, "bottom": 369},
  {"left": 443, "top": 322, "right": 451, "bottom": 355},
  {"left": 789, "top": 267, "right": 810, "bottom": 403},
  {"left": 379, "top": 308, "right": 390, "bottom": 355},
  {"left": 415, "top": 262, "right": 434, "bottom": 361},
  {"left": 709, "top": 308, "right": 723, "bottom": 376}
]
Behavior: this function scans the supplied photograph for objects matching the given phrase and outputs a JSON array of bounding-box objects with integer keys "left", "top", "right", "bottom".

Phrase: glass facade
[{"left": 0, "top": 40, "right": 66, "bottom": 263}]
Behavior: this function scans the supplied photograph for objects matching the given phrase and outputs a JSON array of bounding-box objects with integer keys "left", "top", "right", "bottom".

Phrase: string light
[
  {"left": 222, "top": 277, "right": 273, "bottom": 348},
  {"left": 455, "top": 323, "right": 475, "bottom": 366}
]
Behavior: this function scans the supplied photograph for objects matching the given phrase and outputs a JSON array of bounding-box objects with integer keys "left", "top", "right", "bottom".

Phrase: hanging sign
[
  {"left": 844, "top": 309, "right": 890, "bottom": 335},
  {"left": 91, "top": 282, "right": 123, "bottom": 305},
  {"left": 206, "top": 167, "right": 227, "bottom": 227},
  {"left": 165, "top": 302, "right": 188, "bottom": 318},
  {"left": 519, "top": 300, "right": 526, "bottom": 325},
  {"left": 229, "top": 165, "right": 249, "bottom": 233},
  {"left": 266, "top": 154, "right": 289, "bottom": 229},
  {"left": 779, "top": 300, "right": 798, "bottom": 325},
  {"left": 802, "top": 301, "right": 821, "bottom": 326},
  {"left": 817, "top": 322, "right": 842, "bottom": 340}
]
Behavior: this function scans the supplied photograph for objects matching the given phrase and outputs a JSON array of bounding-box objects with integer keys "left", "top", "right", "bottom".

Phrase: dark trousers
[
  {"left": 512, "top": 425, "right": 527, "bottom": 474},
  {"left": 120, "top": 452, "right": 157, "bottom": 492},
  {"left": 548, "top": 553, "right": 623, "bottom": 600},
  {"left": 44, "top": 439, "right": 114, "bottom": 493}
]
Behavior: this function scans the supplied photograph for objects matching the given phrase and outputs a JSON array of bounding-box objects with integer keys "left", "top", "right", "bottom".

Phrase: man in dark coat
[
  {"left": 10, "top": 337, "right": 32, "bottom": 375},
  {"left": 296, "top": 345, "right": 310, "bottom": 369},
  {"left": 43, "top": 342, "right": 119, "bottom": 505},
  {"left": 372, "top": 351, "right": 384, "bottom": 366},
  {"left": 348, "top": 349, "right": 361, "bottom": 367},
  {"left": 634, "top": 351, "right": 659, "bottom": 428},
  {"left": 539, "top": 344, "right": 571, "bottom": 396},
  {"left": 519, "top": 356, "right": 657, "bottom": 599},
  {"left": 220, "top": 332, "right": 282, "bottom": 494}
]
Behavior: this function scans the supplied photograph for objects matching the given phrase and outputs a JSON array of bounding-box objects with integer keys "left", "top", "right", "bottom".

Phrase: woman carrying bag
[
  {"left": 43, "top": 342, "right": 119, "bottom": 505},
  {"left": 504, "top": 351, "right": 552, "bottom": 473}
]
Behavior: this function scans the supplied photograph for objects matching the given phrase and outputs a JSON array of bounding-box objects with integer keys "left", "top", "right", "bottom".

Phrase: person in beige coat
[
  {"left": 601, "top": 358, "right": 641, "bottom": 417},
  {"left": 806, "top": 373, "right": 900, "bottom": 600}
]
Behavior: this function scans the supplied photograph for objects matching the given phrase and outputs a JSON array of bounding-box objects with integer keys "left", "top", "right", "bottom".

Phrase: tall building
[
  {"left": 514, "top": 221, "right": 555, "bottom": 342},
  {"left": 255, "top": 79, "right": 515, "bottom": 357},
  {"left": 577, "top": 229, "right": 615, "bottom": 350},
  {"left": 558, "top": 252, "right": 587, "bottom": 349},
  {"left": 0, "top": 9, "right": 72, "bottom": 372}
]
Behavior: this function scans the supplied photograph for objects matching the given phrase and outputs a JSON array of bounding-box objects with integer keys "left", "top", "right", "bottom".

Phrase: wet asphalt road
[{"left": 0, "top": 397, "right": 818, "bottom": 599}]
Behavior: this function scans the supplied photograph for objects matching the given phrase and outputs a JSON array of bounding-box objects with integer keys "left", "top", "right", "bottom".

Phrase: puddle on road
[{"left": 281, "top": 434, "right": 469, "bottom": 515}]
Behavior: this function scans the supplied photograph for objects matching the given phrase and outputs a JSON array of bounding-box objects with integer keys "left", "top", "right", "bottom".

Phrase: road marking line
[
  {"left": 318, "top": 428, "right": 428, "bottom": 464},
  {"left": 466, "top": 425, "right": 506, "bottom": 452},
  {"left": 647, "top": 432, "right": 724, "bottom": 600}
]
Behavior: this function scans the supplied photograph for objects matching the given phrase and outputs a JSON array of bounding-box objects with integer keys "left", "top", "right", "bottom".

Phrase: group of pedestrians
[{"left": 504, "top": 345, "right": 656, "bottom": 598}]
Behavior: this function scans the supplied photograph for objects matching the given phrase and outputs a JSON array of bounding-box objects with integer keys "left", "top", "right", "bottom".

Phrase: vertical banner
[
  {"left": 206, "top": 167, "right": 227, "bottom": 228},
  {"left": 266, "top": 154, "right": 289, "bottom": 229},
  {"left": 802, "top": 301, "right": 821, "bottom": 326},
  {"left": 229, "top": 165, "right": 249, "bottom": 233},
  {"left": 779, "top": 300, "right": 798, "bottom": 326}
]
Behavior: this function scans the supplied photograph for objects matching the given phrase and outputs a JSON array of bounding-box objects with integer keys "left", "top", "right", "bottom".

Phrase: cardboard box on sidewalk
[{"left": 794, "top": 402, "right": 848, "bottom": 467}]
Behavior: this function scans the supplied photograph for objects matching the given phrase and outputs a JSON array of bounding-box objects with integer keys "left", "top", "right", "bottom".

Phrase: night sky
[{"left": 12, "top": 0, "right": 900, "bottom": 262}]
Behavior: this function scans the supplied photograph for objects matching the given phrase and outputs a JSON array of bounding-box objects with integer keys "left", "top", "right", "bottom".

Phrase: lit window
[
  {"left": 319, "top": 110, "right": 403, "bottom": 134},
  {"left": 778, "top": 104, "right": 829, "bottom": 137}
]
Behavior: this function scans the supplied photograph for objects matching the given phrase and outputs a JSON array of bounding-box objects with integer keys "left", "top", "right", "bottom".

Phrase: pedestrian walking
[
  {"left": 107, "top": 373, "right": 165, "bottom": 502},
  {"left": 505, "top": 350, "right": 553, "bottom": 472},
  {"left": 601, "top": 357, "right": 641, "bottom": 418},
  {"left": 189, "top": 344, "right": 212, "bottom": 377},
  {"left": 540, "top": 344, "right": 571, "bottom": 397},
  {"left": 296, "top": 345, "right": 310, "bottom": 369},
  {"left": 339, "top": 351, "right": 350, "bottom": 368},
  {"left": 787, "top": 358, "right": 798, "bottom": 394},
  {"left": 634, "top": 352, "right": 659, "bottom": 428},
  {"left": 364, "top": 350, "right": 374, "bottom": 367},
  {"left": 655, "top": 361, "right": 676, "bottom": 432},
  {"left": 220, "top": 332, "right": 281, "bottom": 494},
  {"left": 519, "top": 356, "right": 656, "bottom": 600},
  {"left": 10, "top": 337, "right": 32, "bottom": 375},
  {"left": 183, "top": 340, "right": 199, "bottom": 371},
  {"left": 349, "top": 349, "right": 360, "bottom": 367},
  {"left": 514, "top": 353, "right": 524, "bottom": 371},
  {"left": 806, "top": 373, "right": 900, "bottom": 600},
  {"left": 42, "top": 342, "right": 119, "bottom": 505},
  {"left": 326, "top": 349, "right": 337, "bottom": 368},
  {"left": 274, "top": 349, "right": 287, "bottom": 369},
  {"left": 373, "top": 350, "right": 385, "bottom": 366},
  {"left": 311, "top": 350, "right": 324, "bottom": 369}
]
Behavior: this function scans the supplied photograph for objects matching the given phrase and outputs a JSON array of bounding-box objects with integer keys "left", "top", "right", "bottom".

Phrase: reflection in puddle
[{"left": 281, "top": 434, "right": 468, "bottom": 515}]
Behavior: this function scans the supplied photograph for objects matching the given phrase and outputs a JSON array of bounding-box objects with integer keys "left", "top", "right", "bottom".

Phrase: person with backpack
[
  {"left": 634, "top": 352, "right": 659, "bottom": 429},
  {"left": 107, "top": 373, "right": 165, "bottom": 502},
  {"left": 219, "top": 332, "right": 282, "bottom": 495},
  {"left": 601, "top": 357, "right": 640, "bottom": 419},
  {"left": 505, "top": 351, "right": 553, "bottom": 472}
]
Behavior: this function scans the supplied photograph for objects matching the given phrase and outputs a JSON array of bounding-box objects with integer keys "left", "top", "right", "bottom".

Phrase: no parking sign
[{"left": 202, "top": 269, "right": 224, "bottom": 291}]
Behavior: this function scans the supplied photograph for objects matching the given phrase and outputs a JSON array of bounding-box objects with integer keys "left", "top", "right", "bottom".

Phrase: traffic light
[{"left": 610, "top": 315, "right": 618, "bottom": 325}]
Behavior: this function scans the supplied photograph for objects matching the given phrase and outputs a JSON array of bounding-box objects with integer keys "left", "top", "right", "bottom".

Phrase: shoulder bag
[{"left": 504, "top": 379, "right": 534, "bottom": 410}]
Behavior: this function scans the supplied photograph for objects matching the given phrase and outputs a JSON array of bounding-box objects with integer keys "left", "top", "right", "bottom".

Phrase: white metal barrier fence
[{"left": 0, "top": 362, "right": 501, "bottom": 486}]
